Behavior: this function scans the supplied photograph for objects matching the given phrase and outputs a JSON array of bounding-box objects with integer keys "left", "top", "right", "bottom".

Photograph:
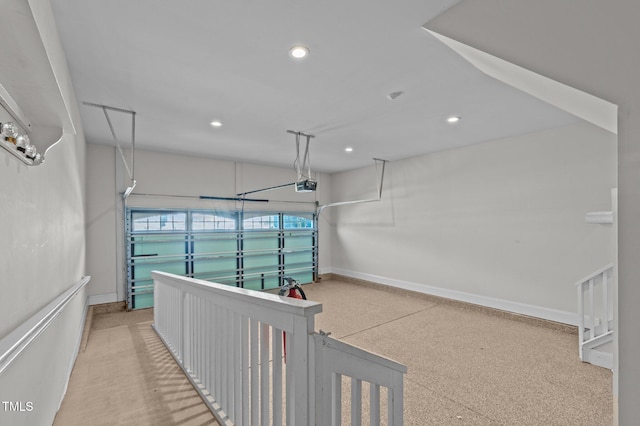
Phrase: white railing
[
  {"left": 575, "top": 263, "right": 614, "bottom": 368},
  {"left": 152, "top": 271, "right": 407, "bottom": 426},
  {"left": 312, "top": 331, "right": 406, "bottom": 425}
]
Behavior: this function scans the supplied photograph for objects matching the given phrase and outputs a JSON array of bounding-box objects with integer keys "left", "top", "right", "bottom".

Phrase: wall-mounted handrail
[{"left": 0, "top": 276, "right": 91, "bottom": 376}]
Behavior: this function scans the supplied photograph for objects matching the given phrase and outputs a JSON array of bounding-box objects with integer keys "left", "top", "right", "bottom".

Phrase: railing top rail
[
  {"left": 152, "top": 271, "right": 322, "bottom": 318},
  {"left": 314, "top": 332, "right": 407, "bottom": 374},
  {"left": 574, "top": 263, "right": 614, "bottom": 287}
]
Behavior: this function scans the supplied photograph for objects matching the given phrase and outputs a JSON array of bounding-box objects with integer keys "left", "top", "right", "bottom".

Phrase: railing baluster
[
  {"left": 192, "top": 298, "right": 196, "bottom": 375},
  {"left": 211, "top": 300, "right": 216, "bottom": 392},
  {"left": 588, "top": 278, "right": 595, "bottom": 340},
  {"left": 214, "top": 304, "right": 222, "bottom": 406},
  {"left": 221, "top": 306, "right": 228, "bottom": 412},
  {"left": 370, "top": 383, "right": 380, "bottom": 426},
  {"left": 186, "top": 291, "right": 191, "bottom": 368},
  {"left": 180, "top": 290, "right": 186, "bottom": 363},
  {"left": 351, "top": 378, "right": 362, "bottom": 425},
  {"left": 260, "top": 323, "right": 270, "bottom": 426},
  {"left": 389, "top": 371, "right": 404, "bottom": 426},
  {"left": 285, "top": 330, "right": 294, "bottom": 426},
  {"left": 206, "top": 299, "right": 212, "bottom": 392},
  {"left": 162, "top": 285, "right": 166, "bottom": 350},
  {"left": 273, "top": 327, "right": 283, "bottom": 426},
  {"left": 194, "top": 298, "right": 199, "bottom": 380},
  {"left": 271, "top": 327, "right": 282, "bottom": 426},
  {"left": 172, "top": 287, "right": 175, "bottom": 350},
  {"left": 234, "top": 312, "right": 242, "bottom": 424},
  {"left": 166, "top": 286, "right": 170, "bottom": 348},
  {"left": 176, "top": 287, "right": 180, "bottom": 355},
  {"left": 174, "top": 287, "right": 178, "bottom": 354},
  {"left": 196, "top": 298, "right": 201, "bottom": 379},
  {"left": 577, "top": 282, "right": 584, "bottom": 359},
  {"left": 178, "top": 287, "right": 182, "bottom": 357},
  {"left": 184, "top": 294, "right": 191, "bottom": 370},
  {"left": 602, "top": 270, "right": 609, "bottom": 332},
  {"left": 166, "top": 286, "right": 170, "bottom": 350},
  {"left": 173, "top": 287, "right": 178, "bottom": 355},
  {"left": 250, "top": 319, "right": 259, "bottom": 426},
  {"left": 333, "top": 373, "right": 342, "bottom": 426},
  {"left": 192, "top": 298, "right": 197, "bottom": 377},
  {"left": 241, "top": 315, "right": 249, "bottom": 425},
  {"left": 228, "top": 309, "right": 235, "bottom": 422},
  {"left": 200, "top": 298, "right": 205, "bottom": 383}
]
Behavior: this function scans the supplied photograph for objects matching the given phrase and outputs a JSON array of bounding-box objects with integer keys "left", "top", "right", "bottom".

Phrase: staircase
[{"left": 575, "top": 264, "right": 614, "bottom": 369}]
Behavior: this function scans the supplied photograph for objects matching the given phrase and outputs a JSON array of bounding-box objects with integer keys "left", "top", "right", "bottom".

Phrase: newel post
[{"left": 288, "top": 310, "right": 316, "bottom": 425}]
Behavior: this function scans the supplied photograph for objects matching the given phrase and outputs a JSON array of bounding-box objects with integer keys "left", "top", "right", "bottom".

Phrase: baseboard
[
  {"left": 57, "top": 290, "right": 90, "bottom": 413},
  {"left": 79, "top": 305, "right": 94, "bottom": 352},
  {"left": 329, "top": 267, "right": 577, "bottom": 326},
  {"left": 88, "top": 292, "right": 118, "bottom": 306}
]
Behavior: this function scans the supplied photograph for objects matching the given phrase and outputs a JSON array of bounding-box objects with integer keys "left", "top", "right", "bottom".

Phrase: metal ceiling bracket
[
  {"left": 237, "top": 130, "right": 317, "bottom": 196},
  {"left": 288, "top": 130, "right": 315, "bottom": 182},
  {"left": 83, "top": 102, "right": 137, "bottom": 199},
  {"left": 317, "top": 158, "right": 388, "bottom": 215}
]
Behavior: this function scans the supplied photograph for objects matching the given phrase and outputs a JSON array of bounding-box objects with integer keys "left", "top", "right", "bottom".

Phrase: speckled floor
[
  {"left": 55, "top": 278, "right": 612, "bottom": 425},
  {"left": 305, "top": 279, "right": 612, "bottom": 425}
]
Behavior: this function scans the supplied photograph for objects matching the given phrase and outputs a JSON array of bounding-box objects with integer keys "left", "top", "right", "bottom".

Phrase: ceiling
[{"left": 48, "top": 0, "right": 581, "bottom": 174}]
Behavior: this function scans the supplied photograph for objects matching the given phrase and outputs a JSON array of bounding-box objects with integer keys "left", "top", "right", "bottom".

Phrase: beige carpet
[{"left": 55, "top": 279, "right": 612, "bottom": 425}]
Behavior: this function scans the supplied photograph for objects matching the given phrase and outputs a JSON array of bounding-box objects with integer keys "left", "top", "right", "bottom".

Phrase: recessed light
[
  {"left": 447, "top": 116, "right": 461, "bottom": 123},
  {"left": 210, "top": 120, "right": 222, "bottom": 127},
  {"left": 345, "top": 147, "right": 353, "bottom": 153},
  {"left": 289, "top": 45, "right": 309, "bottom": 59}
]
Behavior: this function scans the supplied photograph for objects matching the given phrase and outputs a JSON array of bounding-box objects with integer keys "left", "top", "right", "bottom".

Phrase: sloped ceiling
[{"left": 49, "top": 0, "right": 581, "bottom": 173}]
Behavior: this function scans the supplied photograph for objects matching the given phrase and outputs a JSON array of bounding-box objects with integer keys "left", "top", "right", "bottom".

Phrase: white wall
[
  {"left": 0, "top": 130, "right": 86, "bottom": 334},
  {"left": 327, "top": 122, "right": 616, "bottom": 322},
  {"left": 0, "top": 63, "right": 87, "bottom": 426},
  {"left": 85, "top": 145, "right": 332, "bottom": 303},
  {"left": 0, "top": 1, "right": 88, "bottom": 423},
  {"left": 85, "top": 144, "right": 118, "bottom": 303}
]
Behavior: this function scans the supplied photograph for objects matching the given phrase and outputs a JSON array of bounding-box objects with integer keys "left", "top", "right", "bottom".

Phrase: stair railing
[
  {"left": 575, "top": 263, "right": 614, "bottom": 364},
  {"left": 152, "top": 271, "right": 407, "bottom": 425}
]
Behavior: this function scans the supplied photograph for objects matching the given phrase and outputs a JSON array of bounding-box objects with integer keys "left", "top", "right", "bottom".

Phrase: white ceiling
[{"left": 49, "top": 0, "right": 581, "bottom": 174}]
